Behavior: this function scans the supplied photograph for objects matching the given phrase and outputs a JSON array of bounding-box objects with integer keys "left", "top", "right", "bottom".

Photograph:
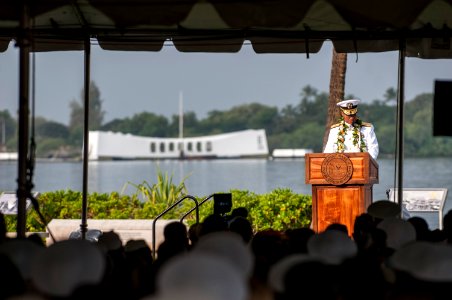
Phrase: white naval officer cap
[{"left": 337, "top": 99, "right": 360, "bottom": 115}]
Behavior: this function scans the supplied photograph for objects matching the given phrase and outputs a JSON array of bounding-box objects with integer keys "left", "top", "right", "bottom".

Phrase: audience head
[
  {"left": 388, "top": 241, "right": 452, "bottom": 298},
  {"left": 267, "top": 253, "right": 316, "bottom": 294},
  {"left": 326, "top": 223, "right": 349, "bottom": 236},
  {"left": 353, "top": 213, "right": 376, "bottom": 249},
  {"left": 0, "top": 212, "right": 7, "bottom": 243},
  {"left": 27, "top": 233, "right": 46, "bottom": 247},
  {"left": 97, "top": 230, "right": 123, "bottom": 253},
  {"left": 125, "top": 239, "right": 152, "bottom": 262},
  {"left": 229, "top": 216, "right": 253, "bottom": 243},
  {"left": 192, "top": 231, "right": 254, "bottom": 279},
  {"left": 0, "top": 252, "right": 26, "bottom": 298},
  {"left": 376, "top": 218, "right": 416, "bottom": 251},
  {"left": 407, "top": 216, "right": 431, "bottom": 241},
  {"left": 199, "top": 214, "right": 228, "bottom": 236},
  {"left": 30, "top": 239, "right": 106, "bottom": 298},
  {"left": 230, "top": 207, "right": 249, "bottom": 219},
  {"left": 157, "top": 223, "right": 190, "bottom": 264},
  {"left": 188, "top": 223, "right": 203, "bottom": 246},
  {"left": 283, "top": 259, "right": 339, "bottom": 299},
  {"left": 0, "top": 238, "right": 44, "bottom": 281},
  {"left": 284, "top": 227, "right": 315, "bottom": 254},
  {"left": 163, "top": 221, "right": 188, "bottom": 244},
  {"left": 154, "top": 252, "right": 249, "bottom": 300},
  {"left": 250, "top": 229, "right": 288, "bottom": 283},
  {"left": 389, "top": 241, "right": 452, "bottom": 282},
  {"left": 442, "top": 209, "right": 452, "bottom": 241},
  {"left": 367, "top": 200, "right": 401, "bottom": 223},
  {"left": 307, "top": 229, "right": 357, "bottom": 265},
  {"left": 251, "top": 229, "right": 287, "bottom": 262}
]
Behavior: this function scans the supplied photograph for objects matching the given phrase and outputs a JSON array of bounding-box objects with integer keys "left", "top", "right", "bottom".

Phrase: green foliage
[
  {"left": 69, "top": 81, "right": 105, "bottom": 147},
  {"left": 238, "top": 188, "right": 312, "bottom": 231},
  {"left": 196, "top": 103, "right": 279, "bottom": 135},
  {"left": 35, "top": 118, "right": 69, "bottom": 139},
  {"left": 35, "top": 138, "right": 67, "bottom": 158},
  {"left": 5, "top": 190, "right": 83, "bottom": 232},
  {"left": 4, "top": 189, "right": 312, "bottom": 234},
  {"left": 383, "top": 87, "right": 397, "bottom": 103},
  {"left": 151, "top": 170, "right": 189, "bottom": 207},
  {"left": 0, "top": 110, "right": 17, "bottom": 152},
  {"left": 296, "top": 86, "right": 328, "bottom": 124},
  {"left": 181, "top": 189, "right": 312, "bottom": 232},
  {"left": 168, "top": 112, "right": 199, "bottom": 137},
  {"left": 69, "top": 81, "right": 105, "bottom": 130},
  {"left": 102, "top": 112, "right": 170, "bottom": 137},
  {"left": 268, "top": 123, "right": 325, "bottom": 153},
  {"left": 67, "top": 126, "right": 84, "bottom": 147},
  {"left": 122, "top": 166, "right": 190, "bottom": 216},
  {"left": 3, "top": 84, "right": 452, "bottom": 158}
]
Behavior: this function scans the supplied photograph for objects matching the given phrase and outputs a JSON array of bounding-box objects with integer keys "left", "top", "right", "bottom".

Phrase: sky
[{"left": 1, "top": 40, "right": 452, "bottom": 125}]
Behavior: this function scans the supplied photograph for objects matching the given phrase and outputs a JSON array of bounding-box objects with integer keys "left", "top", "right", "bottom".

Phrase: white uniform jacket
[{"left": 324, "top": 121, "right": 379, "bottom": 160}]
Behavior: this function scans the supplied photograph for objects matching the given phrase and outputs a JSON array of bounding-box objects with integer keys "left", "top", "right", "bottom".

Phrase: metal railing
[
  {"left": 180, "top": 193, "right": 215, "bottom": 223},
  {"left": 152, "top": 195, "right": 199, "bottom": 260}
]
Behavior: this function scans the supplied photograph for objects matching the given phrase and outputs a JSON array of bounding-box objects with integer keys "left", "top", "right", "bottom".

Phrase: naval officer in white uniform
[{"left": 324, "top": 99, "right": 379, "bottom": 160}]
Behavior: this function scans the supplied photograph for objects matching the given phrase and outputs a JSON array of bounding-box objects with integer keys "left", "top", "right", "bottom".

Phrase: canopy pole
[
  {"left": 16, "top": 1, "right": 31, "bottom": 238},
  {"left": 80, "top": 37, "right": 91, "bottom": 240},
  {"left": 396, "top": 38, "right": 406, "bottom": 216}
]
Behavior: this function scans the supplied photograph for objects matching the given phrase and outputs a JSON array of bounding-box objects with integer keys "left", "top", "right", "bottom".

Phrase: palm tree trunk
[{"left": 323, "top": 48, "right": 347, "bottom": 150}]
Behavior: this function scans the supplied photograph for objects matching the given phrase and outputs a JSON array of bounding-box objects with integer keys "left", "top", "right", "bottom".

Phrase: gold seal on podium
[{"left": 321, "top": 153, "right": 353, "bottom": 185}]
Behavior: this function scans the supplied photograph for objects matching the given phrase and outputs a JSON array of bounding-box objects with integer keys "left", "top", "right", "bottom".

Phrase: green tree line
[{"left": 1, "top": 82, "right": 452, "bottom": 158}]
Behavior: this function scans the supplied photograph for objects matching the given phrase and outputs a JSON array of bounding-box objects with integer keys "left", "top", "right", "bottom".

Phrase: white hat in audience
[
  {"left": 389, "top": 241, "right": 452, "bottom": 282},
  {"left": 191, "top": 231, "right": 254, "bottom": 278},
  {"left": 268, "top": 254, "right": 318, "bottom": 293},
  {"left": 156, "top": 252, "right": 248, "bottom": 300},
  {"left": 30, "top": 239, "right": 106, "bottom": 297},
  {"left": 367, "top": 200, "right": 401, "bottom": 219},
  {"left": 377, "top": 218, "right": 416, "bottom": 250},
  {"left": 0, "top": 239, "right": 44, "bottom": 280},
  {"left": 307, "top": 230, "right": 357, "bottom": 265}
]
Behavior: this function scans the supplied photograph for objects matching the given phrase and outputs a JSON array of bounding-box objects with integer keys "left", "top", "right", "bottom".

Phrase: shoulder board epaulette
[
  {"left": 330, "top": 123, "right": 341, "bottom": 128},
  {"left": 361, "top": 122, "right": 372, "bottom": 127}
]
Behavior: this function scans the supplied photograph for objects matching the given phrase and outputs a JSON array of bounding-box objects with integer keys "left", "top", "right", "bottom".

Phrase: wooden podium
[{"left": 305, "top": 152, "right": 378, "bottom": 235}]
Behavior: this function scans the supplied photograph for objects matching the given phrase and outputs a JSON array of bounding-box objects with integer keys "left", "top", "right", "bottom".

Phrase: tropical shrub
[
  {"left": 4, "top": 190, "right": 144, "bottom": 232},
  {"left": 121, "top": 167, "right": 190, "bottom": 207},
  {"left": 4, "top": 188, "right": 312, "bottom": 233},
  {"left": 243, "top": 188, "right": 312, "bottom": 231}
]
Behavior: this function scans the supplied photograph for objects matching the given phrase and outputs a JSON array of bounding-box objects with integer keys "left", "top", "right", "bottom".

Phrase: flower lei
[{"left": 335, "top": 117, "right": 367, "bottom": 153}]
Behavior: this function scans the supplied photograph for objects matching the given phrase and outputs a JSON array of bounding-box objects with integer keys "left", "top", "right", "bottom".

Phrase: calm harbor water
[{"left": 1, "top": 157, "right": 451, "bottom": 229}]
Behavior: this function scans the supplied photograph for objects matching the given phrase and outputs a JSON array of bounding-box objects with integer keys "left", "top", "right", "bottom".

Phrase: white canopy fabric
[{"left": 0, "top": 0, "right": 452, "bottom": 57}]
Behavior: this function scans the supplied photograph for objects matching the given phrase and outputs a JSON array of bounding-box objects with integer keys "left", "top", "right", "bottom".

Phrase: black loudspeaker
[
  {"left": 433, "top": 80, "right": 452, "bottom": 136},
  {"left": 213, "top": 193, "right": 232, "bottom": 216}
]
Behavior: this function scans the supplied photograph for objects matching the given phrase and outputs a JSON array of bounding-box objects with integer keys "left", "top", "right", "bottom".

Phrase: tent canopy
[
  {"left": 4, "top": 0, "right": 451, "bottom": 238},
  {"left": 0, "top": 0, "right": 452, "bottom": 57}
]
